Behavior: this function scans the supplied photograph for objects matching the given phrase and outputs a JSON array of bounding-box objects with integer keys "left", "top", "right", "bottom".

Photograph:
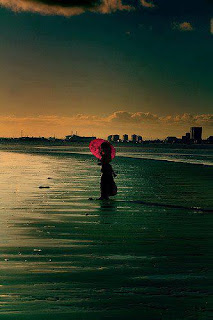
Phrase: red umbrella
[{"left": 89, "top": 139, "right": 116, "bottom": 160}]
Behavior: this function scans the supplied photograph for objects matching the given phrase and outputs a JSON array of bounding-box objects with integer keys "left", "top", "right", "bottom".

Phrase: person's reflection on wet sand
[{"left": 98, "top": 200, "right": 117, "bottom": 225}]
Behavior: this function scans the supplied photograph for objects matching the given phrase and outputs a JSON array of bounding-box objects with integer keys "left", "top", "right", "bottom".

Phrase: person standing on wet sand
[
  {"left": 99, "top": 142, "right": 117, "bottom": 200},
  {"left": 89, "top": 139, "right": 117, "bottom": 200}
]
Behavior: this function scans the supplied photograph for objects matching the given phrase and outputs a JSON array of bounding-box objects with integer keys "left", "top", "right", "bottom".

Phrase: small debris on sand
[{"left": 39, "top": 186, "right": 50, "bottom": 189}]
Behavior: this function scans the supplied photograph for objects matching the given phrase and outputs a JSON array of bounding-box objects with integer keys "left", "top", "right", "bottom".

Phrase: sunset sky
[{"left": 0, "top": 0, "right": 212, "bottom": 139}]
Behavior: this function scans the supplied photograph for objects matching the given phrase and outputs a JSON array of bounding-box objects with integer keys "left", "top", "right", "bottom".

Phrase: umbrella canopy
[{"left": 89, "top": 139, "right": 116, "bottom": 160}]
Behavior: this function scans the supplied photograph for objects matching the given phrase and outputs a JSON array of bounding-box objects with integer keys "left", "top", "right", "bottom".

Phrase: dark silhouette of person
[{"left": 99, "top": 142, "right": 117, "bottom": 200}]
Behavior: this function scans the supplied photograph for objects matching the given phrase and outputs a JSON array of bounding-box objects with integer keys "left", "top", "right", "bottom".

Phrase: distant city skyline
[
  {"left": 0, "top": 122, "right": 212, "bottom": 142},
  {"left": 1, "top": 125, "right": 213, "bottom": 145},
  {"left": 0, "top": 111, "right": 212, "bottom": 139}
]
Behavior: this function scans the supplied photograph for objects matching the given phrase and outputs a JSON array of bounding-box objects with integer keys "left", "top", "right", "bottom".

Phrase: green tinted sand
[{"left": 0, "top": 147, "right": 212, "bottom": 319}]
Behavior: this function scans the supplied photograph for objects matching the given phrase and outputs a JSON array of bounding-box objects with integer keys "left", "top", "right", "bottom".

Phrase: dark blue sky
[{"left": 0, "top": 0, "right": 212, "bottom": 137}]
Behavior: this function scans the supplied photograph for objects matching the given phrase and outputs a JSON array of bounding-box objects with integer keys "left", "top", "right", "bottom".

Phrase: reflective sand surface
[{"left": 0, "top": 148, "right": 212, "bottom": 319}]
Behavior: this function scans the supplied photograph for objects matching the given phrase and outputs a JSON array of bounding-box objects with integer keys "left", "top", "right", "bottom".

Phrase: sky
[{"left": 0, "top": 0, "right": 212, "bottom": 139}]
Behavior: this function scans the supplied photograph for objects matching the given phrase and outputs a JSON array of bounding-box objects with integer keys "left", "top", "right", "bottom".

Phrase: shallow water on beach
[{"left": 0, "top": 146, "right": 212, "bottom": 319}]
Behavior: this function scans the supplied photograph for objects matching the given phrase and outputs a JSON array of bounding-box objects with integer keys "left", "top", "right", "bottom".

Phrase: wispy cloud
[
  {"left": 107, "top": 111, "right": 213, "bottom": 126},
  {"left": 140, "top": 0, "right": 156, "bottom": 9},
  {"left": 108, "top": 111, "right": 158, "bottom": 123},
  {"left": 172, "top": 21, "right": 194, "bottom": 32},
  {"left": 0, "top": 0, "right": 134, "bottom": 16},
  {"left": 1, "top": 112, "right": 212, "bottom": 126}
]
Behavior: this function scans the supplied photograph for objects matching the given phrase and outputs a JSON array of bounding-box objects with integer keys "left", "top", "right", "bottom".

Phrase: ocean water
[{"left": 0, "top": 145, "right": 212, "bottom": 320}]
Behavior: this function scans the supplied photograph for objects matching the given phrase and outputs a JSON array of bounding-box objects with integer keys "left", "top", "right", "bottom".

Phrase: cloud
[
  {"left": 107, "top": 111, "right": 159, "bottom": 123},
  {"left": 1, "top": 112, "right": 212, "bottom": 126},
  {"left": 0, "top": 0, "right": 134, "bottom": 16},
  {"left": 160, "top": 113, "right": 213, "bottom": 127},
  {"left": 132, "top": 112, "right": 158, "bottom": 122},
  {"left": 172, "top": 21, "right": 194, "bottom": 32},
  {"left": 140, "top": 0, "right": 156, "bottom": 9},
  {"left": 108, "top": 111, "right": 133, "bottom": 122},
  {"left": 107, "top": 111, "right": 213, "bottom": 126}
]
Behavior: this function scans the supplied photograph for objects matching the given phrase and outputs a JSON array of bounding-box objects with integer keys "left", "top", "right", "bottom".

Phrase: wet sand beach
[{"left": 0, "top": 145, "right": 212, "bottom": 319}]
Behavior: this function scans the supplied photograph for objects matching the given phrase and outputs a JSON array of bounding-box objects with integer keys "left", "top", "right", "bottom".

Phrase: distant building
[
  {"left": 138, "top": 135, "right": 143, "bottom": 143},
  {"left": 182, "top": 135, "right": 187, "bottom": 143},
  {"left": 182, "top": 133, "right": 190, "bottom": 144},
  {"left": 190, "top": 127, "right": 202, "bottom": 143},
  {"left": 131, "top": 134, "right": 137, "bottom": 142},
  {"left": 49, "top": 137, "right": 56, "bottom": 141},
  {"left": 65, "top": 134, "right": 96, "bottom": 142},
  {"left": 165, "top": 136, "right": 178, "bottom": 144},
  {"left": 112, "top": 135, "right": 120, "bottom": 142},
  {"left": 107, "top": 135, "right": 113, "bottom": 142},
  {"left": 207, "top": 136, "right": 213, "bottom": 144},
  {"left": 19, "top": 136, "right": 48, "bottom": 142},
  {"left": 186, "top": 132, "right": 190, "bottom": 140},
  {"left": 122, "top": 134, "right": 128, "bottom": 142}
]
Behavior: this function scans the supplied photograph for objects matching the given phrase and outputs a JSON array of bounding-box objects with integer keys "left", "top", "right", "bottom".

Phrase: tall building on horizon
[
  {"left": 123, "top": 134, "right": 128, "bottom": 142},
  {"left": 186, "top": 133, "right": 190, "bottom": 140},
  {"left": 131, "top": 134, "right": 137, "bottom": 142},
  {"left": 138, "top": 135, "right": 143, "bottom": 143},
  {"left": 190, "top": 127, "right": 202, "bottom": 142}
]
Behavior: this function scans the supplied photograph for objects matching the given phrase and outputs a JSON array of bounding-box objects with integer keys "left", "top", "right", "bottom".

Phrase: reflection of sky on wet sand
[{"left": 0, "top": 150, "right": 212, "bottom": 318}]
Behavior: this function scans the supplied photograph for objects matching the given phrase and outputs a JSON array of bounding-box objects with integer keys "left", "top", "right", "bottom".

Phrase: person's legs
[{"left": 100, "top": 176, "right": 109, "bottom": 200}]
